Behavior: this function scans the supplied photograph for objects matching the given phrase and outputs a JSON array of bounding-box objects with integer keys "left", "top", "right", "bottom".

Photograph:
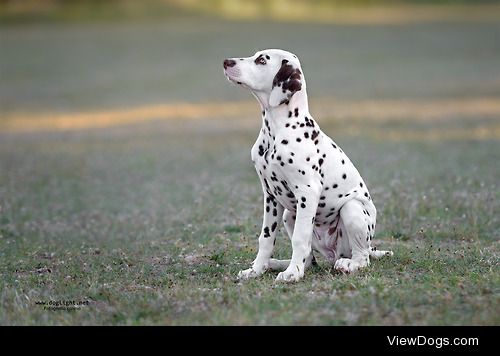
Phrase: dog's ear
[{"left": 269, "top": 59, "right": 303, "bottom": 107}]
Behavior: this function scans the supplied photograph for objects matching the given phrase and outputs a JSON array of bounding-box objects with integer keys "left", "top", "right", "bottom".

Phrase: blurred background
[
  {"left": 1, "top": 1, "right": 499, "bottom": 325},
  {"left": 1, "top": 0, "right": 500, "bottom": 126}
]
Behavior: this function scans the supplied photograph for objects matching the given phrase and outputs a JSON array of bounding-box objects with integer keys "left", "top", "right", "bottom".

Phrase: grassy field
[{"left": 0, "top": 15, "right": 499, "bottom": 325}]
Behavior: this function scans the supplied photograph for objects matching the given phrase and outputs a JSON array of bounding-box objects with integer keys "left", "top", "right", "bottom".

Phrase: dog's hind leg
[{"left": 334, "top": 199, "right": 371, "bottom": 274}]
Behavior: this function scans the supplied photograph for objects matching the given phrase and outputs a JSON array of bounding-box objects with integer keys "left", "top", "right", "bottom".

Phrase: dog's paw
[
  {"left": 275, "top": 264, "right": 303, "bottom": 283},
  {"left": 238, "top": 266, "right": 266, "bottom": 280},
  {"left": 238, "top": 260, "right": 270, "bottom": 280},
  {"left": 237, "top": 268, "right": 259, "bottom": 280},
  {"left": 334, "top": 258, "right": 362, "bottom": 274}
]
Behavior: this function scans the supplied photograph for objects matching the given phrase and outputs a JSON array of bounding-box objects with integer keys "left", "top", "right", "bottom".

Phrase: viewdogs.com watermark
[
  {"left": 35, "top": 300, "right": 91, "bottom": 312},
  {"left": 387, "top": 335, "right": 479, "bottom": 349}
]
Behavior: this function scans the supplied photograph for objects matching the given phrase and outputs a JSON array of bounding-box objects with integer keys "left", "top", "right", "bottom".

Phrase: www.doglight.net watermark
[
  {"left": 35, "top": 300, "right": 91, "bottom": 312},
  {"left": 387, "top": 335, "right": 479, "bottom": 349}
]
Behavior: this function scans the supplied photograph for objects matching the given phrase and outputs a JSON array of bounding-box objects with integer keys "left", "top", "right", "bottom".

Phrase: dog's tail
[{"left": 369, "top": 246, "right": 394, "bottom": 259}]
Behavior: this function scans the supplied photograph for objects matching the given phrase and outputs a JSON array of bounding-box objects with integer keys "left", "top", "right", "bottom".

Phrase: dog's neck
[{"left": 252, "top": 89, "right": 310, "bottom": 135}]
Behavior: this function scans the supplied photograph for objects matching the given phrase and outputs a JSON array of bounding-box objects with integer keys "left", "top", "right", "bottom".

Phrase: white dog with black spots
[{"left": 223, "top": 49, "right": 393, "bottom": 282}]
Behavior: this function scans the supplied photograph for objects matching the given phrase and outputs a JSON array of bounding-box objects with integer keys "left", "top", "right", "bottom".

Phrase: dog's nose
[{"left": 223, "top": 59, "right": 236, "bottom": 69}]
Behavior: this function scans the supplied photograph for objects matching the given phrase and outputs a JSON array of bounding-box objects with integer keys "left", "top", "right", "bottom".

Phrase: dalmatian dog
[{"left": 223, "top": 49, "right": 393, "bottom": 282}]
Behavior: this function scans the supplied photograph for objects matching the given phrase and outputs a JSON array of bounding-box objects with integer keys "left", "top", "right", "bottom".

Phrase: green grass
[
  {"left": 0, "top": 118, "right": 498, "bottom": 325},
  {"left": 0, "top": 17, "right": 499, "bottom": 325}
]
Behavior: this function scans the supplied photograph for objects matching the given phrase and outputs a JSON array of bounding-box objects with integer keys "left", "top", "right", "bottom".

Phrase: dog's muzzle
[{"left": 223, "top": 59, "right": 242, "bottom": 84}]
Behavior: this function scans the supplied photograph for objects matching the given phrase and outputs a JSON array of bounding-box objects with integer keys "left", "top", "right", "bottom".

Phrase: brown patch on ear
[
  {"left": 272, "top": 61, "right": 302, "bottom": 97},
  {"left": 286, "top": 68, "right": 302, "bottom": 92},
  {"left": 269, "top": 59, "right": 303, "bottom": 106}
]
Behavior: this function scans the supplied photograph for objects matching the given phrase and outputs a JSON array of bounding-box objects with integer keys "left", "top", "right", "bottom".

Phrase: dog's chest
[{"left": 251, "top": 120, "right": 373, "bottom": 217}]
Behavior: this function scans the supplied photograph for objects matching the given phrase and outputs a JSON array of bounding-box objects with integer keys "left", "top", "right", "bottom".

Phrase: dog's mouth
[{"left": 224, "top": 68, "right": 244, "bottom": 86}]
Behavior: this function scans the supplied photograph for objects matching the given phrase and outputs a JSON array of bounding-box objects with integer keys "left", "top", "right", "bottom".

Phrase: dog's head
[{"left": 223, "top": 49, "right": 305, "bottom": 108}]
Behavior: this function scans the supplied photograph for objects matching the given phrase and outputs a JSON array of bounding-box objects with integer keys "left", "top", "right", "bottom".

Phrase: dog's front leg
[
  {"left": 238, "top": 193, "right": 284, "bottom": 280},
  {"left": 276, "top": 186, "right": 319, "bottom": 283}
]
